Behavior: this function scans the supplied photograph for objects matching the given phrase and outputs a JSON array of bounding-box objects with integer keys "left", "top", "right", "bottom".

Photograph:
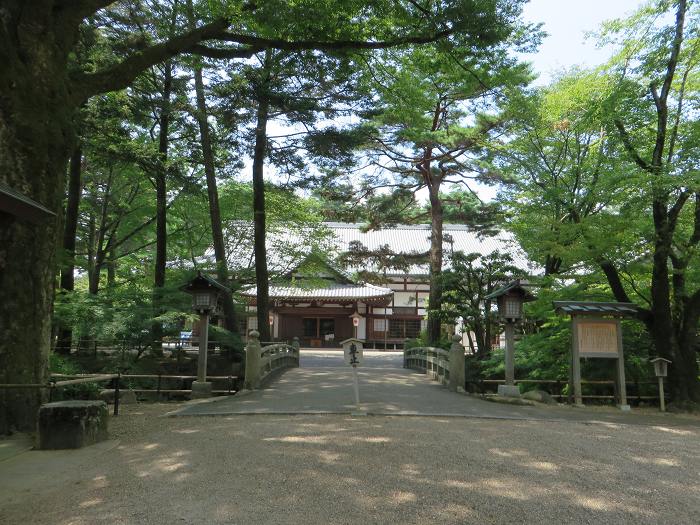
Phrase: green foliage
[
  {"left": 442, "top": 250, "right": 523, "bottom": 355},
  {"left": 476, "top": 280, "right": 654, "bottom": 389},
  {"left": 48, "top": 354, "right": 101, "bottom": 401},
  {"left": 405, "top": 330, "right": 452, "bottom": 351}
]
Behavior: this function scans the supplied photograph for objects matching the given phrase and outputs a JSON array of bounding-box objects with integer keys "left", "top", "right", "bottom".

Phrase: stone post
[
  {"left": 244, "top": 330, "right": 262, "bottom": 390},
  {"left": 191, "top": 311, "right": 212, "bottom": 398},
  {"left": 498, "top": 322, "right": 520, "bottom": 398},
  {"left": 504, "top": 321, "right": 515, "bottom": 385},
  {"left": 448, "top": 335, "right": 465, "bottom": 392},
  {"left": 292, "top": 337, "right": 300, "bottom": 367}
]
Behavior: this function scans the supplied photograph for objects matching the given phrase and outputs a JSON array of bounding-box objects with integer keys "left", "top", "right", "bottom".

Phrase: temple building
[{"left": 239, "top": 222, "right": 525, "bottom": 349}]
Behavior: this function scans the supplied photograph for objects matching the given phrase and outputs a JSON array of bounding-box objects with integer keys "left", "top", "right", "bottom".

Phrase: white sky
[{"left": 523, "top": 0, "right": 646, "bottom": 84}]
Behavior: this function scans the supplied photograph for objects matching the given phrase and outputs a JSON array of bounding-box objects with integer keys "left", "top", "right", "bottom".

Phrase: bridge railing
[
  {"left": 403, "top": 335, "right": 465, "bottom": 392},
  {"left": 404, "top": 346, "right": 451, "bottom": 385},
  {"left": 244, "top": 331, "right": 299, "bottom": 389}
]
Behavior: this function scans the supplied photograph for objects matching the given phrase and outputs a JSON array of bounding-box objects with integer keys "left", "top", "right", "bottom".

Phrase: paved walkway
[{"left": 172, "top": 351, "right": 700, "bottom": 427}]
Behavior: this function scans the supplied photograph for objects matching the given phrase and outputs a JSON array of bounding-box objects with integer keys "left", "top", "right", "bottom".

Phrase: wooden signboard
[
  {"left": 577, "top": 320, "right": 620, "bottom": 358},
  {"left": 570, "top": 316, "right": 627, "bottom": 408}
]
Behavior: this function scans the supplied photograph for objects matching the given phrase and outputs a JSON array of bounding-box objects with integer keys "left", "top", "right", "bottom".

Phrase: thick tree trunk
[
  {"left": 427, "top": 182, "right": 444, "bottom": 344},
  {"left": 192, "top": 65, "right": 239, "bottom": 338},
  {"left": 56, "top": 145, "right": 83, "bottom": 354},
  {"left": 152, "top": 63, "right": 173, "bottom": 353},
  {"left": 0, "top": 11, "right": 78, "bottom": 432},
  {"left": 253, "top": 93, "right": 271, "bottom": 342}
]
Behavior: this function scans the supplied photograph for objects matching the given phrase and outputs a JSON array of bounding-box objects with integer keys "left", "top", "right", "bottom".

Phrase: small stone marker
[
  {"left": 38, "top": 400, "right": 108, "bottom": 450},
  {"left": 340, "top": 338, "right": 365, "bottom": 414}
]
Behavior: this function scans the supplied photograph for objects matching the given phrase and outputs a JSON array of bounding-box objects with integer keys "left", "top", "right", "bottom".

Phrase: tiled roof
[
  {"left": 218, "top": 221, "right": 532, "bottom": 278},
  {"left": 324, "top": 222, "right": 530, "bottom": 274},
  {"left": 241, "top": 283, "right": 393, "bottom": 302}
]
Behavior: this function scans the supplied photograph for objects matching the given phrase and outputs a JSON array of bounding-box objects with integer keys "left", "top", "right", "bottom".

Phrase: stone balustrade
[
  {"left": 403, "top": 335, "right": 465, "bottom": 392},
  {"left": 244, "top": 331, "right": 300, "bottom": 390}
]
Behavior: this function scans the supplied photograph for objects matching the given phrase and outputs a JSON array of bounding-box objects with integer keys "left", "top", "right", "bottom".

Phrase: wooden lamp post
[
  {"left": 485, "top": 280, "right": 535, "bottom": 398},
  {"left": 180, "top": 271, "right": 227, "bottom": 399}
]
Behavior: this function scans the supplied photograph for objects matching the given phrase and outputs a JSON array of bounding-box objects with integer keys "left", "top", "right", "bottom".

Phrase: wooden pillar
[
  {"left": 615, "top": 318, "right": 628, "bottom": 408},
  {"left": 570, "top": 315, "right": 583, "bottom": 406}
]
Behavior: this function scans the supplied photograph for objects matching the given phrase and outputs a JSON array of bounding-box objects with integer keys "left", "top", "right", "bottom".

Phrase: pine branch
[
  {"left": 216, "top": 27, "right": 455, "bottom": 52},
  {"left": 72, "top": 18, "right": 232, "bottom": 100}
]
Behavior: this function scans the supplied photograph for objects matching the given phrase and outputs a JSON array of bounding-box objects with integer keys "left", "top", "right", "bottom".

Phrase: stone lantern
[
  {"left": 650, "top": 357, "right": 671, "bottom": 412},
  {"left": 485, "top": 280, "right": 535, "bottom": 398},
  {"left": 180, "top": 271, "right": 228, "bottom": 398}
]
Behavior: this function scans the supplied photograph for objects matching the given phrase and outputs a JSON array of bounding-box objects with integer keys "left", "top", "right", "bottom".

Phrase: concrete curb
[{"left": 164, "top": 408, "right": 653, "bottom": 427}]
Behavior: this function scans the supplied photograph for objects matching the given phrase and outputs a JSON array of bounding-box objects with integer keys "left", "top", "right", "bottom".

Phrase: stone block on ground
[
  {"left": 497, "top": 384, "right": 521, "bottom": 398},
  {"left": 99, "top": 389, "right": 137, "bottom": 404},
  {"left": 522, "top": 390, "right": 556, "bottom": 404},
  {"left": 38, "top": 401, "right": 108, "bottom": 450},
  {"left": 190, "top": 380, "right": 213, "bottom": 399}
]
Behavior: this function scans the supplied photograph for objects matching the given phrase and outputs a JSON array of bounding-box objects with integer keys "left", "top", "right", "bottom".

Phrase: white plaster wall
[
  {"left": 357, "top": 317, "right": 367, "bottom": 340},
  {"left": 394, "top": 291, "right": 416, "bottom": 307}
]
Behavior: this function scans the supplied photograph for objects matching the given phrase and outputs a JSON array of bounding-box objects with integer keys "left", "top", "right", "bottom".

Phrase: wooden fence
[
  {"left": 466, "top": 378, "right": 663, "bottom": 404},
  {"left": 0, "top": 372, "right": 240, "bottom": 417}
]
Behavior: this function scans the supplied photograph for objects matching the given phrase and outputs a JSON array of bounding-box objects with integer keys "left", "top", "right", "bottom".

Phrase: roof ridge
[{"left": 322, "top": 221, "right": 472, "bottom": 231}]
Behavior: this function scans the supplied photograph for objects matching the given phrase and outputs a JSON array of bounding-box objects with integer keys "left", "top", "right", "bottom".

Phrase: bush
[{"left": 48, "top": 353, "right": 101, "bottom": 401}]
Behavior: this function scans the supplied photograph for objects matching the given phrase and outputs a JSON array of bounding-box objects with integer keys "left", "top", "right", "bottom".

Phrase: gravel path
[{"left": 1, "top": 403, "right": 699, "bottom": 525}]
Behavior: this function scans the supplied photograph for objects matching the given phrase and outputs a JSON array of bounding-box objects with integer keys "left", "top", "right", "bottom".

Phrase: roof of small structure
[
  {"left": 553, "top": 301, "right": 638, "bottom": 316},
  {"left": 0, "top": 182, "right": 56, "bottom": 223},
  {"left": 241, "top": 283, "right": 393, "bottom": 303},
  {"left": 180, "top": 271, "right": 229, "bottom": 293},
  {"left": 485, "top": 279, "right": 536, "bottom": 301}
]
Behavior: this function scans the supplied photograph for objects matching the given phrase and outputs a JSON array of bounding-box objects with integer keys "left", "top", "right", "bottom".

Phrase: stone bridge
[{"left": 171, "top": 336, "right": 616, "bottom": 423}]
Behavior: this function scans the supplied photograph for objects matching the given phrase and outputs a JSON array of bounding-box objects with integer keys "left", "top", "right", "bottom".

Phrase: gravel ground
[{"left": 1, "top": 403, "right": 699, "bottom": 525}]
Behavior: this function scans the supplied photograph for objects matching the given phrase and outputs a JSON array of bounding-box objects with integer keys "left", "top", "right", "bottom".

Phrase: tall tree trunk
[
  {"left": 152, "top": 63, "right": 173, "bottom": 354},
  {"left": 0, "top": 12, "right": 77, "bottom": 432},
  {"left": 427, "top": 178, "right": 444, "bottom": 344},
  {"left": 192, "top": 64, "right": 239, "bottom": 338},
  {"left": 253, "top": 88, "right": 271, "bottom": 342},
  {"left": 56, "top": 145, "right": 82, "bottom": 354},
  {"left": 107, "top": 237, "right": 116, "bottom": 288},
  {"left": 608, "top": 0, "right": 699, "bottom": 403}
]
